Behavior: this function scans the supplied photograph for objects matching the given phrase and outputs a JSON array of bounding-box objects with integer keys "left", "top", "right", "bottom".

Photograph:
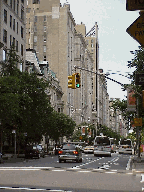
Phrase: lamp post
[
  {"left": 0, "top": 119, "right": 2, "bottom": 154},
  {"left": 12, "top": 129, "right": 16, "bottom": 156}
]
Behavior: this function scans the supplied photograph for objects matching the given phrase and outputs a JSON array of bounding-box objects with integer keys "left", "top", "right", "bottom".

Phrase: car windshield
[{"left": 62, "top": 144, "right": 76, "bottom": 150}]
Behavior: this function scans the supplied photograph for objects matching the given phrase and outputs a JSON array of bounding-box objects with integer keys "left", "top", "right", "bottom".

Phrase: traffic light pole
[{"left": 136, "top": 98, "right": 141, "bottom": 162}]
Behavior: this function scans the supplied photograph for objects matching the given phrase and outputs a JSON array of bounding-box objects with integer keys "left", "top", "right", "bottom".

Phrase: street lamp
[
  {"left": 12, "top": 129, "right": 16, "bottom": 156},
  {"left": 0, "top": 119, "right": 2, "bottom": 154}
]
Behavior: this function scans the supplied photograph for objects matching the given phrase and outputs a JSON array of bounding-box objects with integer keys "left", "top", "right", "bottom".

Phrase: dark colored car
[
  {"left": 36, "top": 145, "right": 45, "bottom": 158},
  {"left": 58, "top": 143, "right": 82, "bottom": 163},
  {"left": 25, "top": 145, "right": 40, "bottom": 159}
]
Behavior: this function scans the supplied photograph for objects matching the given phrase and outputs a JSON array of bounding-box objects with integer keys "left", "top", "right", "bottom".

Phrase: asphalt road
[
  {"left": 0, "top": 152, "right": 133, "bottom": 171},
  {"left": 0, "top": 152, "right": 143, "bottom": 191},
  {"left": 0, "top": 168, "right": 143, "bottom": 192}
]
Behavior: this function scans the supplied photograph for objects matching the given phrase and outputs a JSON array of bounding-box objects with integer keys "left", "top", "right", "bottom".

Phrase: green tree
[
  {"left": 46, "top": 111, "right": 76, "bottom": 148},
  {"left": 0, "top": 46, "right": 53, "bottom": 153}
]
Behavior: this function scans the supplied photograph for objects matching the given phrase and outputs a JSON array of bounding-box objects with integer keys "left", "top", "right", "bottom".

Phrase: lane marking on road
[
  {"left": 140, "top": 174, "right": 144, "bottom": 183},
  {"left": 126, "top": 155, "right": 133, "bottom": 170},
  {"left": 0, "top": 187, "right": 72, "bottom": 191},
  {"left": 52, "top": 169, "right": 66, "bottom": 172},
  {"left": 0, "top": 167, "right": 54, "bottom": 169},
  {"left": 78, "top": 170, "right": 91, "bottom": 173},
  {"left": 105, "top": 172, "right": 116, "bottom": 174}
]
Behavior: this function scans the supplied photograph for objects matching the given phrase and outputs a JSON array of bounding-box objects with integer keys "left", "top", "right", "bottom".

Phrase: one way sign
[
  {"left": 126, "top": 14, "right": 144, "bottom": 47},
  {"left": 126, "top": 0, "right": 144, "bottom": 11}
]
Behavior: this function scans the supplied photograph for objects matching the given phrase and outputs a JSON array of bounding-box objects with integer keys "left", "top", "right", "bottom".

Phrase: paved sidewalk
[
  {"left": 131, "top": 152, "right": 144, "bottom": 173},
  {"left": 0, "top": 154, "right": 25, "bottom": 164}
]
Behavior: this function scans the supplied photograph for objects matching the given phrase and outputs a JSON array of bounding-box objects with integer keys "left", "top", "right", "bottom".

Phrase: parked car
[
  {"left": 58, "top": 143, "right": 82, "bottom": 163},
  {"left": 36, "top": 145, "right": 45, "bottom": 158},
  {"left": 53, "top": 147, "right": 62, "bottom": 155},
  {"left": 83, "top": 146, "right": 94, "bottom": 154},
  {"left": 0, "top": 153, "right": 2, "bottom": 163},
  {"left": 25, "top": 145, "right": 40, "bottom": 159}
]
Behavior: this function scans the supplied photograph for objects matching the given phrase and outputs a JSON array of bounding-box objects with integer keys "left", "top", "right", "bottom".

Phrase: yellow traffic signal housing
[
  {"left": 75, "top": 73, "right": 81, "bottom": 88},
  {"left": 68, "top": 74, "right": 76, "bottom": 89},
  {"left": 142, "top": 90, "right": 144, "bottom": 108}
]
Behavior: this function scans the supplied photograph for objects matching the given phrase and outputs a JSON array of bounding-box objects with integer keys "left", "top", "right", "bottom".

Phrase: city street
[
  {"left": 0, "top": 153, "right": 144, "bottom": 191},
  {"left": 0, "top": 152, "right": 132, "bottom": 170}
]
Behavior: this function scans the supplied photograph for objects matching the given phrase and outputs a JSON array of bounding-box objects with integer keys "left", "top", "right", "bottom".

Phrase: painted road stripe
[
  {"left": 0, "top": 168, "right": 40, "bottom": 170},
  {"left": 0, "top": 187, "right": 72, "bottom": 191}
]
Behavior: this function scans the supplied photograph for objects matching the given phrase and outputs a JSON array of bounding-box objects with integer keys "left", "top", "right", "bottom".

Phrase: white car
[
  {"left": 83, "top": 146, "right": 94, "bottom": 154},
  {"left": 118, "top": 145, "right": 134, "bottom": 155},
  {"left": 94, "top": 145, "right": 111, "bottom": 157}
]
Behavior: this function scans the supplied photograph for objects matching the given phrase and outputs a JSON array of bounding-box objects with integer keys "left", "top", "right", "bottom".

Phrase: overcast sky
[{"left": 60, "top": 0, "right": 140, "bottom": 100}]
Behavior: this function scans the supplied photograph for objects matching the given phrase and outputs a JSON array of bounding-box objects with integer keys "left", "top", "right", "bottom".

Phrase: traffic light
[
  {"left": 142, "top": 90, "right": 144, "bottom": 108},
  {"left": 75, "top": 73, "right": 81, "bottom": 88},
  {"left": 68, "top": 73, "right": 76, "bottom": 89}
]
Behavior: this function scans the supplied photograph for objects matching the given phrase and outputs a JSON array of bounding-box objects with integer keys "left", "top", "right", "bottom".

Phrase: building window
[
  {"left": 3, "top": 29, "right": 7, "bottom": 43},
  {"left": 58, "top": 108, "right": 60, "bottom": 113},
  {"left": 21, "top": 26, "right": 23, "bottom": 38},
  {"left": 43, "top": 36, "right": 46, "bottom": 42},
  {"left": 33, "top": 45, "right": 37, "bottom": 51},
  {"left": 17, "top": 22, "right": 18, "bottom": 34},
  {"left": 20, "top": 63, "right": 23, "bottom": 72},
  {"left": 4, "top": 9, "right": 7, "bottom": 23},
  {"left": 44, "top": 26, "right": 46, "bottom": 32},
  {"left": 16, "top": 40, "right": 18, "bottom": 52},
  {"left": 34, "top": 36, "right": 37, "bottom": 42},
  {"left": 10, "top": 35, "right": 12, "bottom": 46},
  {"left": 34, "top": 25, "right": 37, "bottom": 32},
  {"left": 43, "top": 45, "right": 46, "bottom": 52},
  {"left": 13, "top": 19, "right": 15, "bottom": 31},
  {"left": 21, "top": 6, "right": 24, "bottom": 20},
  {"left": 43, "top": 55, "right": 46, "bottom": 61},
  {"left": 34, "top": 16, "right": 37, "bottom": 22},
  {"left": 33, "top": 0, "right": 40, "bottom": 3},
  {"left": 44, "top": 15, "right": 46, "bottom": 22},
  {"left": 13, "top": 37, "right": 15, "bottom": 47},
  {"left": 14, "top": 0, "right": 16, "bottom": 11},
  {"left": 10, "top": 15, "right": 12, "bottom": 28},
  {"left": 17, "top": 0, "right": 19, "bottom": 15},
  {"left": 10, "top": 0, "right": 12, "bottom": 8},
  {"left": 21, "top": 44, "right": 23, "bottom": 56},
  {"left": 3, "top": 49, "right": 6, "bottom": 60},
  {"left": 21, "top": 0, "right": 24, "bottom": 4}
]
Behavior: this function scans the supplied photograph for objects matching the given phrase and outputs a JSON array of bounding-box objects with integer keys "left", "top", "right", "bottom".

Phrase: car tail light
[
  {"left": 58, "top": 150, "right": 63, "bottom": 154},
  {"left": 73, "top": 151, "right": 78, "bottom": 155}
]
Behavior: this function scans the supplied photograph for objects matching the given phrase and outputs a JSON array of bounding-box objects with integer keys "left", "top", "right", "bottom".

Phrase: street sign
[
  {"left": 126, "top": 0, "right": 144, "bottom": 11},
  {"left": 135, "top": 73, "right": 144, "bottom": 85},
  {"left": 126, "top": 14, "right": 144, "bottom": 47},
  {"left": 134, "top": 118, "right": 142, "bottom": 126}
]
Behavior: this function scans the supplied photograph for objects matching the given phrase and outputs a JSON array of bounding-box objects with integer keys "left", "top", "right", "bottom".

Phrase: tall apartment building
[
  {"left": 0, "top": 0, "right": 26, "bottom": 70},
  {"left": 26, "top": 0, "right": 94, "bottom": 125},
  {"left": 75, "top": 22, "right": 100, "bottom": 126}
]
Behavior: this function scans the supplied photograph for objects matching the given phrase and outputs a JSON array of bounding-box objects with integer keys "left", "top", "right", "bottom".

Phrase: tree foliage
[{"left": 0, "top": 46, "right": 76, "bottom": 152}]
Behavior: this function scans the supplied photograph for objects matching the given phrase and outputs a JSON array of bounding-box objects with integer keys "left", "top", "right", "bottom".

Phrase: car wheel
[
  {"left": 43, "top": 154, "right": 45, "bottom": 158},
  {"left": 64, "top": 160, "right": 66, "bottom": 163},
  {"left": 79, "top": 158, "right": 82, "bottom": 163},
  {"left": 59, "top": 159, "right": 61, "bottom": 163}
]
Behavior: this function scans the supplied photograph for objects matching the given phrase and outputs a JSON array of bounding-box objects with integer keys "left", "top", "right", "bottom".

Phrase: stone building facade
[
  {"left": 0, "top": 0, "right": 26, "bottom": 70},
  {"left": 26, "top": 0, "right": 97, "bottom": 125}
]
